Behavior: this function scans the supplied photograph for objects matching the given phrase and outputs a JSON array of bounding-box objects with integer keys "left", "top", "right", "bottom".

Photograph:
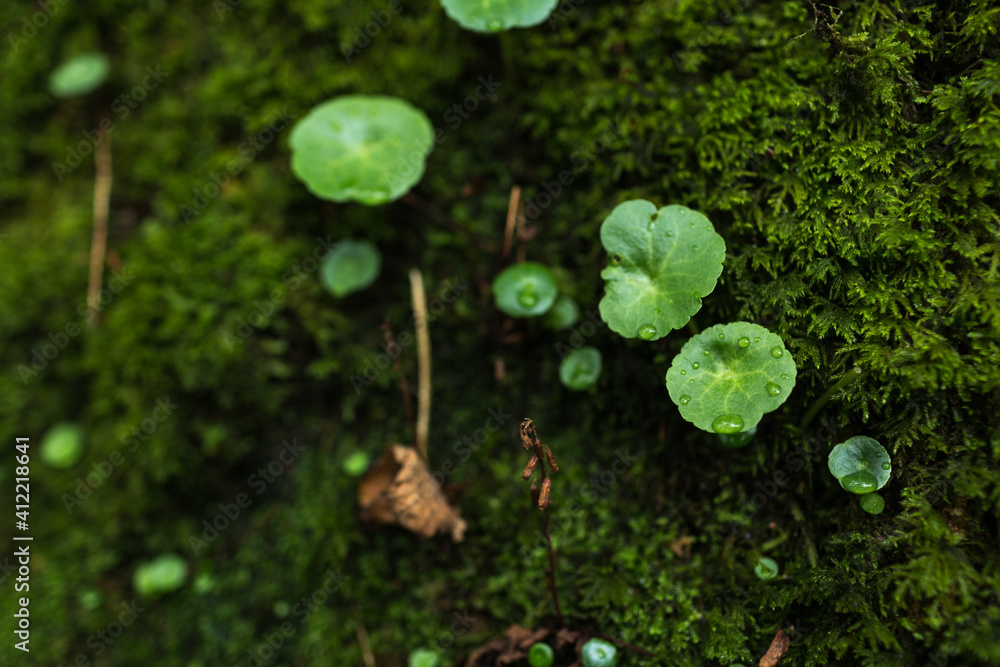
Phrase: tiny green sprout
[
  {"left": 599, "top": 200, "right": 726, "bottom": 340},
  {"left": 289, "top": 95, "right": 433, "bottom": 205},
  {"left": 408, "top": 648, "right": 440, "bottom": 667},
  {"left": 859, "top": 492, "right": 885, "bottom": 515},
  {"left": 559, "top": 346, "right": 602, "bottom": 391},
  {"left": 342, "top": 451, "right": 370, "bottom": 477},
  {"left": 754, "top": 556, "right": 779, "bottom": 580},
  {"left": 528, "top": 641, "right": 555, "bottom": 667},
  {"left": 78, "top": 588, "right": 103, "bottom": 611},
  {"left": 49, "top": 53, "right": 109, "bottom": 98},
  {"left": 827, "top": 436, "right": 891, "bottom": 494},
  {"left": 492, "top": 262, "right": 558, "bottom": 317},
  {"left": 545, "top": 294, "right": 580, "bottom": 330},
  {"left": 665, "top": 322, "right": 797, "bottom": 434},
  {"left": 133, "top": 553, "right": 188, "bottom": 597},
  {"left": 193, "top": 571, "right": 216, "bottom": 595},
  {"left": 440, "top": 0, "right": 560, "bottom": 32},
  {"left": 717, "top": 424, "right": 757, "bottom": 448},
  {"left": 581, "top": 638, "right": 617, "bottom": 667},
  {"left": 40, "top": 422, "right": 85, "bottom": 468},
  {"left": 320, "top": 240, "right": 381, "bottom": 297}
]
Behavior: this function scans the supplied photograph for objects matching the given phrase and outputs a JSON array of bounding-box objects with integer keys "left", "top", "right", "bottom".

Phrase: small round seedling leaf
[
  {"left": 827, "top": 436, "right": 891, "bottom": 492},
  {"left": 754, "top": 556, "right": 779, "bottom": 580},
  {"left": 859, "top": 492, "right": 885, "bottom": 514},
  {"left": 440, "top": 0, "right": 560, "bottom": 32},
  {"left": 528, "top": 642, "right": 555, "bottom": 667},
  {"left": 40, "top": 422, "right": 85, "bottom": 468},
  {"left": 320, "top": 240, "right": 381, "bottom": 297},
  {"left": 581, "top": 638, "right": 617, "bottom": 667},
  {"left": 408, "top": 649, "right": 440, "bottom": 667},
  {"left": 493, "top": 262, "right": 557, "bottom": 317},
  {"left": 599, "top": 200, "right": 726, "bottom": 340},
  {"left": 544, "top": 294, "right": 580, "bottom": 330},
  {"left": 133, "top": 554, "right": 187, "bottom": 597},
  {"left": 49, "top": 53, "right": 109, "bottom": 98},
  {"left": 343, "top": 451, "right": 370, "bottom": 477},
  {"left": 289, "top": 96, "right": 433, "bottom": 205},
  {"left": 665, "top": 322, "right": 796, "bottom": 433},
  {"left": 560, "top": 346, "right": 602, "bottom": 391}
]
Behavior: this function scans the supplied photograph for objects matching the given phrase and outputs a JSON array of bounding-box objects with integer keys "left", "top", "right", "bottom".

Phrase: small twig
[
  {"left": 760, "top": 629, "right": 790, "bottom": 667},
  {"left": 382, "top": 320, "right": 415, "bottom": 438},
  {"left": 354, "top": 617, "right": 376, "bottom": 667},
  {"left": 520, "top": 418, "right": 564, "bottom": 627},
  {"left": 409, "top": 269, "right": 431, "bottom": 460},
  {"left": 401, "top": 192, "right": 498, "bottom": 253},
  {"left": 86, "top": 134, "right": 112, "bottom": 323},
  {"left": 501, "top": 185, "right": 521, "bottom": 261}
]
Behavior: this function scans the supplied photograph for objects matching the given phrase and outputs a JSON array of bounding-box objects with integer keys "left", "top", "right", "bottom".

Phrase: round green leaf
[
  {"left": 827, "top": 436, "right": 891, "bottom": 492},
  {"left": 320, "top": 240, "right": 381, "bottom": 297},
  {"left": 493, "top": 262, "right": 558, "bottom": 317},
  {"left": 560, "top": 346, "right": 602, "bottom": 391},
  {"left": 40, "top": 422, "right": 85, "bottom": 468},
  {"left": 599, "top": 200, "right": 726, "bottom": 340},
  {"left": 580, "top": 638, "right": 617, "bottom": 667},
  {"left": 665, "top": 322, "right": 796, "bottom": 433},
  {"left": 754, "top": 556, "right": 779, "bottom": 580},
  {"left": 859, "top": 492, "right": 885, "bottom": 514},
  {"left": 544, "top": 294, "right": 580, "bottom": 330},
  {"left": 440, "top": 0, "right": 560, "bottom": 32},
  {"left": 528, "top": 642, "right": 555, "bottom": 667},
  {"left": 49, "top": 53, "right": 109, "bottom": 98},
  {"left": 408, "top": 649, "right": 440, "bottom": 667},
  {"left": 133, "top": 554, "right": 187, "bottom": 597},
  {"left": 289, "top": 96, "right": 433, "bottom": 205},
  {"left": 343, "top": 451, "right": 370, "bottom": 477},
  {"left": 79, "top": 588, "right": 103, "bottom": 610}
]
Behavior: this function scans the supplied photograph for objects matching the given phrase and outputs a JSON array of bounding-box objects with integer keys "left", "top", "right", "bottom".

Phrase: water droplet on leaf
[
  {"left": 766, "top": 382, "right": 782, "bottom": 396},
  {"left": 703, "top": 350, "right": 711, "bottom": 356},
  {"left": 753, "top": 336, "right": 761, "bottom": 343},
  {"left": 881, "top": 461, "right": 891, "bottom": 470},
  {"left": 518, "top": 292, "right": 538, "bottom": 308},
  {"left": 770, "top": 346, "right": 784, "bottom": 358},
  {"left": 679, "top": 395, "right": 691, "bottom": 405},
  {"left": 737, "top": 336, "right": 750, "bottom": 348},
  {"left": 840, "top": 471, "right": 878, "bottom": 494},
  {"left": 679, "top": 370, "right": 686, "bottom": 375},
  {"left": 691, "top": 362, "right": 700, "bottom": 369},
  {"left": 712, "top": 414, "right": 744, "bottom": 434},
  {"left": 780, "top": 373, "right": 789, "bottom": 380},
  {"left": 718, "top": 333, "right": 725, "bottom": 339},
  {"left": 637, "top": 324, "right": 657, "bottom": 340},
  {"left": 691, "top": 244, "right": 699, "bottom": 252}
]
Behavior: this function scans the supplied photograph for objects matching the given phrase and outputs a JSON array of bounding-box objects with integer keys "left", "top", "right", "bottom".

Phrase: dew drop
[
  {"left": 679, "top": 395, "right": 691, "bottom": 405},
  {"left": 689, "top": 379, "right": 694, "bottom": 383},
  {"left": 691, "top": 244, "right": 699, "bottom": 252},
  {"left": 688, "top": 222, "right": 695, "bottom": 229},
  {"left": 703, "top": 350, "right": 711, "bottom": 356},
  {"left": 665, "top": 230, "right": 674, "bottom": 237},
  {"left": 881, "top": 461, "right": 891, "bottom": 470},
  {"left": 647, "top": 218, "right": 656, "bottom": 231},
  {"left": 712, "top": 414, "right": 745, "bottom": 434},
  {"left": 718, "top": 333, "right": 725, "bottom": 339},
  {"left": 770, "top": 346, "right": 784, "bottom": 358},
  {"left": 765, "top": 382, "right": 782, "bottom": 397},
  {"left": 518, "top": 292, "right": 537, "bottom": 308},
  {"left": 737, "top": 336, "right": 750, "bottom": 348},
  {"left": 487, "top": 18, "right": 502, "bottom": 30},
  {"left": 780, "top": 373, "right": 789, "bottom": 380},
  {"left": 691, "top": 362, "right": 700, "bottom": 369},
  {"left": 637, "top": 323, "right": 657, "bottom": 340},
  {"left": 840, "top": 471, "right": 878, "bottom": 494},
  {"left": 679, "top": 369, "right": 687, "bottom": 375},
  {"left": 753, "top": 336, "right": 761, "bottom": 343}
]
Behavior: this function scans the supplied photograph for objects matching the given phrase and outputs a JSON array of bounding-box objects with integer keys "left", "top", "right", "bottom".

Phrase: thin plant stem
[
  {"left": 543, "top": 501, "right": 564, "bottom": 627},
  {"left": 799, "top": 365, "right": 863, "bottom": 431},
  {"left": 87, "top": 134, "right": 112, "bottom": 323},
  {"left": 409, "top": 269, "right": 431, "bottom": 460}
]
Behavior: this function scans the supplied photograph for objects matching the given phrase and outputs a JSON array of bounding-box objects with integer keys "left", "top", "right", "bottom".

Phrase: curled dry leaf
[
  {"left": 358, "top": 444, "right": 467, "bottom": 542},
  {"left": 760, "top": 629, "right": 790, "bottom": 667}
]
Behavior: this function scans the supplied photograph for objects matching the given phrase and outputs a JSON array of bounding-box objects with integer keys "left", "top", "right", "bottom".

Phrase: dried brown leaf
[{"left": 760, "top": 630, "right": 790, "bottom": 667}]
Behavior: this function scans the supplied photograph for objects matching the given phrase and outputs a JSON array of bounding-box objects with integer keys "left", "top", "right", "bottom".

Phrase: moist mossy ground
[{"left": 1, "top": 1, "right": 998, "bottom": 665}]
